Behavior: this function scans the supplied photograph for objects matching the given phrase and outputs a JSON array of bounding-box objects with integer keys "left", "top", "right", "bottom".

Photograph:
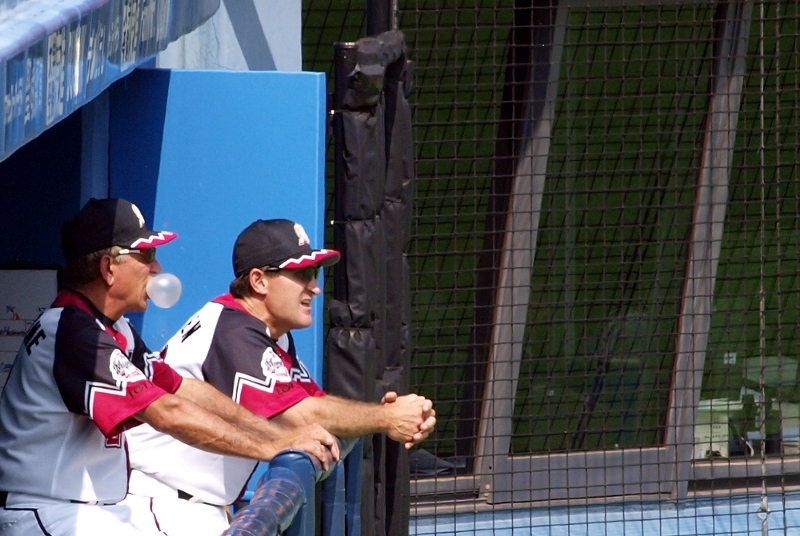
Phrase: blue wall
[{"left": 108, "top": 68, "right": 328, "bottom": 382}]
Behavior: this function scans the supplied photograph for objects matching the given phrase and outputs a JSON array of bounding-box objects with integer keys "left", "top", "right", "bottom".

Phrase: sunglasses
[
  {"left": 117, "top": 248, "right": 157, "bottom": 264},
  {"left": 263, "top": 266, "right": 320, "bottom": 284}
]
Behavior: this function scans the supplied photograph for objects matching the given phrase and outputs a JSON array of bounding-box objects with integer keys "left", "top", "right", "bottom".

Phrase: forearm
[
  {"left": 279, "top": 393, "right": 435, "bottom": 447},
  {"left": 136, "top": 393, "right": 279, "bottom": 461},
  {"left": 281, "top": 395, "right": 387, "bottom": 438},
  {"left": 175, "top": 377, "right": 287, "bottom": 441}
]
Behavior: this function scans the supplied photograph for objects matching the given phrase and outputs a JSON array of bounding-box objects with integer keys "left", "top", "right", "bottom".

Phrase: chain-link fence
[{"left": 305, "top": 0, "right": 800, "bottom": 533}]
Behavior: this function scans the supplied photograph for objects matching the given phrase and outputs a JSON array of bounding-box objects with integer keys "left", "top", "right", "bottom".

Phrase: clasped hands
[{"left": 381, "top": 391, "right": 437, "bottom": 449}]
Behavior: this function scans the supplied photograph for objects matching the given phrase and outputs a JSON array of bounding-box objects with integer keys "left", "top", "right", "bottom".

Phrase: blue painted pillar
[{"left": 108, "top": 68, "right": 328, "bottom": 382}]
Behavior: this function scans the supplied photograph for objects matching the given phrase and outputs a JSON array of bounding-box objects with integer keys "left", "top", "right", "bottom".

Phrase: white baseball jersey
[
  {"left": 0, "top": 289, "right": 182, "bottom": 504},
  {"left": 126, "top": 293, "right": 324, "bottom": 505}
]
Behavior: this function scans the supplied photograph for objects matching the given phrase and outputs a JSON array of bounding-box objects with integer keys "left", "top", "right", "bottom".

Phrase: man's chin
[{"left": 295, "top": 315, "right": 314, "bottom": 330}]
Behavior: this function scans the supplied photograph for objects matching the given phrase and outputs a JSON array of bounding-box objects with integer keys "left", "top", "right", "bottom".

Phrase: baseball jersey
[
  {"left": 0, "top": 289, "right": 183, "bottom": 504},
  {"left": 126, "top": 293, "right": 324, "bottom": 505}
]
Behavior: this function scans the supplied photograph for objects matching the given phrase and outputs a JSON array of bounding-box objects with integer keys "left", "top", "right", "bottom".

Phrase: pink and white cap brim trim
[
  {"left": 130, "top": 231, "right": 178, "bottom": 248},
  {"left": 278, "top": 249, "right": 341, "bottom": 269}
]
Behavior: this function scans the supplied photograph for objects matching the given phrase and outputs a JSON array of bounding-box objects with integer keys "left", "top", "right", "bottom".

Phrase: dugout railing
[{"left": 226, "top": 438, "right": 363, "bottom": 536}]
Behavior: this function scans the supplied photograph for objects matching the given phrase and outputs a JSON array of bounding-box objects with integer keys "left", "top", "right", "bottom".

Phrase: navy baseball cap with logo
[
  {"left": 233, "top": 219, "right": 340, "bottom": 277},
  {"left": 62, "top": 198, "right": 178, "bottom": 261}
]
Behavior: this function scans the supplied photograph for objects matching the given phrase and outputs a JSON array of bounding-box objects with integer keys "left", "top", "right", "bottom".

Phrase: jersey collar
[
  {"left": 212, "top": 293, "right": 250, "bottom": 315},
  {"left": 53, "top": 288, "right": 118, "bottom": 329},
  {"left": 213, "top": 293, "right": 277, "bottom": 339}
]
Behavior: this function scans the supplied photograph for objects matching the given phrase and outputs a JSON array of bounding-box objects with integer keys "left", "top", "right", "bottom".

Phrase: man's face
[
  {"left": 263, "top": 266, "right": 321, "bottom": 337},
  {"left": 111, "top": 249, "right": 161, "bottom": 313}
]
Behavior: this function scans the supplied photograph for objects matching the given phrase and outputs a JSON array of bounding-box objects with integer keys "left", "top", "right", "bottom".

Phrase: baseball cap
[
  {"left": 61, "top": 198, "right": 178, "bottom": 261},
  {"left": 233, "top": 219, "right": 340, "bottom": 277}
]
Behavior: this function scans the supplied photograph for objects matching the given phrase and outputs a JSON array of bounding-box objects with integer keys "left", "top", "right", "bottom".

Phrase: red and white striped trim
[
  {"left": 277, "top": 249, "right": 340, "bottom": 269},
  {"left": 130, "top": 231, "right": 178, "bottom": 249}
]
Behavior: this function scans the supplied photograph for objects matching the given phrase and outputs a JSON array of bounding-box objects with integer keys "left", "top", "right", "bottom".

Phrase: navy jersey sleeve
[
  {"left": 52, "top": 308, "right": 169, "bottom": 438},
  {"left": 201, "top": 309, "right": 323, "bottom": 419}
]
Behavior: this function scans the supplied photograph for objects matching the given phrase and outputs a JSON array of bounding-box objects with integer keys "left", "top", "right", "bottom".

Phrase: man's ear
[
  {"left": 249, "top": 268, "right": 269, "bottom": 295},
  {"left": 99, "top": 255, "right": 116, "bottom": 286}
]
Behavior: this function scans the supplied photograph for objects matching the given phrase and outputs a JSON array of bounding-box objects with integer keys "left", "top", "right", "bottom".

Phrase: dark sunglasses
[
  {"left": 263, "top": 266, "right": 319, "bottom": 284},
  {"left": 117, "top": 248, "right": 157, "bottom": 264}
]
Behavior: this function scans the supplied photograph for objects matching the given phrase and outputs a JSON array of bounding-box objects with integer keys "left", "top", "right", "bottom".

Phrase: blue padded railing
[
  {"left": 222, "top": 466, "right": 304, "bottom": 536},
  {"left": 225, "top": 438, "right": 362, "bottom": 536}
]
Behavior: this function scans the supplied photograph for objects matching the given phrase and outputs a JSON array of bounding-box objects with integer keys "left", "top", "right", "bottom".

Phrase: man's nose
[{"left": 309, "top": 280, "right": 321, "bottom": 295}]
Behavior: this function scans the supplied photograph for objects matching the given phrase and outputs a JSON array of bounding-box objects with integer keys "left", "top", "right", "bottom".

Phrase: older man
[
  {"left": 124, "top": 218, "right": 436, "bottom": 535},
  {"left": 0, "top": 200, "right": 337, "bottom": 536}
]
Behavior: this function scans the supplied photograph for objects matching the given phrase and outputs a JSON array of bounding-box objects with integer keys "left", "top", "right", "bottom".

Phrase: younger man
[{"left": 125, "top": 218, "right": 436, "bottom": 535}]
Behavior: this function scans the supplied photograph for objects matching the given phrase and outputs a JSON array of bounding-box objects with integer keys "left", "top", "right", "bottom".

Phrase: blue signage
[{"left": 0, "top": 0, "right": 219, "bottom": 163}]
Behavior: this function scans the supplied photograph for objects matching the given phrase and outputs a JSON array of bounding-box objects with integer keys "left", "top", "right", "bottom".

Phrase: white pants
[
  {"left": 121, "top": 494, "right": 230, "bottom": 536},
  {"left": 0, "top": 502, "right": 159, "bottom": 536}
]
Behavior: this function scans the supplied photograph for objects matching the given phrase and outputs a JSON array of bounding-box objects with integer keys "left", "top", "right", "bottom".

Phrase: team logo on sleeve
[
  {"left": 86, "top": 350, "right": 147, "bottom": 417},
  {"left": 109, "top": 350, "right": 147, "bottom": 383},
  {"left": 261, "top": 347, "right": 292, "bottom": 383}
]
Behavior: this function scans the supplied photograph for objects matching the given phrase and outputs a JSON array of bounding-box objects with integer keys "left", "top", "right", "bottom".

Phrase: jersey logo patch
[
  {"left": 86, "top": 352, "right": 147, "bottom": 418},
  {"left": 260, "top": 347, "right": 291, "bottom": 383},
  {"left": 109, "top": 350, "right": 146, "bottom": 383}
]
